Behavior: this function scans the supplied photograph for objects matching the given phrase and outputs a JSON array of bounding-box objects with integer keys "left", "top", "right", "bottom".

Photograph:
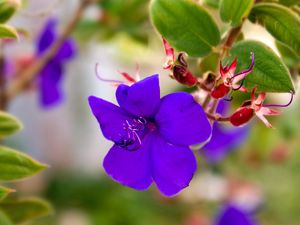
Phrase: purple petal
[
  {"left": 155, "top": 92, "right": 211, "bottom": 146},
  {"left": 103, "top": 135, "right": 153, "bottom": 190},
  {"left": 151, "top": 132, "right": 197, "bottom": 196},
  {"left": 116, "top": 74, "right": 160, "bottom": 117},
  {"left": 36, "top": 19, "right": 57, "bottom": 54},
  {"left": 55, "top": 38, "right": 76, "bottom": 61},
  {"left": 215, "top": 205, "right": 259, "bottom": 225},
  {"left": 88, "top": 96, "right": 133, "bottom": 142},
  {"left": 201, "top": 123, "right": 249, "bottom": 163},
  {"left": 38, "top": 61, "right": 63, "bottom": 107}
]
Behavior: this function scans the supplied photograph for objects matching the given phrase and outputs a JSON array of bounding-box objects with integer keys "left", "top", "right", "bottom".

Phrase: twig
[{"left": 5, "top": 0, "right": 93, "bottom": 101}]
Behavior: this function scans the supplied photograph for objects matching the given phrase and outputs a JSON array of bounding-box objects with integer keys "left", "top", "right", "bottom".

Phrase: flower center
[{"left": 115, "top": 117, "right": 155, "bottom": 151}]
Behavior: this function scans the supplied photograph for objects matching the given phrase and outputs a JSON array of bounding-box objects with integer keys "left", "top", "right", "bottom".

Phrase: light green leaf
[
  {"left": 0, "top": 24, "right": 18, "bottom": 39},
  {"left": 0, "top": 198, "right": 52, "bottom": 224},
  {"left": 0, "top": 211, "right": 12, "bottom": 225},
  {"left": 0, "top": 0, "right": 21, "bottom": 23},
  {"left": 150, "top": 0, "right": 220, "bottom": 57},
  {"left": 0, "top": 146, "right": 47, "bottom": 181},
  {"left": 220, "top": 0, "right": 254, "bottom": 26},
  {"left": 279, "top": 0, "right": 300, "bottom": 6},
  {"left": 0, "top": 111, "right": 22, "bottom": 137},
  {"left": 249, "top": 3, "right": 300, "bottom": 53},
  {"left": 0, "top": 186, "right": 14, "bottom": 201},
  {"left": 203, "top": 0, "right": 220, "bottom": 8},
  {"left": 276, "top": 41, "right": 300, "bottom": 68},
  {"left": 229, "top": 40, "right": 294, "bottom": 93}
]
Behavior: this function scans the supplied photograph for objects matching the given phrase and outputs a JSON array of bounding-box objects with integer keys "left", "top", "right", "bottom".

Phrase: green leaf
[
  {"left": 0, "top": 211, "right": 12, "bottom": 225},
  {"left": 0, "top": 146, "right": 47, "bottom": 181},
  {"left": 276, "top": 41, "right": 300, "bottom": 68},
  {"left": 229, "top": 40, "right": 294, "bottom": 93},
  {"left": 0, "top": 198, "right": 52, "bottom": 224},
  {"left": 0, "top": 186, "right": 14, "bottom": 201},
  {"left": 220, "top": 0, "right": 254, "bottom": 26},
  {"left": 0, "top": 0, "right": 21, "bottom": 23},
  {"left": 0, "top": 24, "right": 18, "bottom": 39},
  {"left": 203, "top": 0, "right": 220, "bottom": 8},
  {"left": 150, "top": 0, "right": 220, "bottom": 57},
  {"left": 199, "top": 52, "right": 219, "bottom": 73},
  {"left": 279, "top": 0, "right": 300, "bottom": 6},
  {"left": 249, "top": 3, "right": 300, "bottom": 53},
  {"left": 0, "top": 111, "right": 22, "bottom": 137}
]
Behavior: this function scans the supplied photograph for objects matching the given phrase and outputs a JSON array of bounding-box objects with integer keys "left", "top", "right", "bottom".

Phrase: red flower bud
[
  {"left": 230, "top": 107, "right": 254, "bottom": 126},
  {"left": 211, "top": 83, "right": 230, "bottom": 99}
]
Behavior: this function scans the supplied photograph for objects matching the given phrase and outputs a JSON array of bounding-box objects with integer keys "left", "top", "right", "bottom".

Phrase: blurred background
[{"left": 3, "top": 0, "right": 300, "bottom": 224}]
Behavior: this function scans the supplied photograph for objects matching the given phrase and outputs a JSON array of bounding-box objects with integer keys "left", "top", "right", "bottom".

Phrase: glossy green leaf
[
  {"left": 276, "top": 41, "right": 300, "bottom": 68},
  {"left": 0, "top": 186, "right": 14, "bottom": 201},
  {"left": 0, "top": 111, "right": 22, "bottom": 137},
  {"left": 0, "top": 211, "right": 12, "bottom": 225},
  {"left": 229, "top": 40, "right": 294, "bottom": 93},
  {"left": 220, "top": 0, "right": 254, "bottom": 26},
  {"left": 0, "top": 24, "right": 18, "bottom": 39},
  {"left": 279, "top": 0, "right": 300, "bottom": 6},
  {"left": 150, "top": 0, "right": 220, "bottom": 57},
  {"left": 0, "top": 198, "right": 52, "bottom": 224},
  {"left": 0, "top": 146, "right": 47, "bottom": 181},
  {"left": 249, "top": 3, "right": 300, "bottom": 53}
]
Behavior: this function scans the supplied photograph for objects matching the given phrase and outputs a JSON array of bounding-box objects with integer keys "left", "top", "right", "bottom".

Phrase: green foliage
[
  {"left": 199, "top": 52, "right": 219, "bottom": 73},
  {"left": 0, "top": 0, "right": 21, "bottom": 23},
  {"left": 0, "top": 186, "right": 13, "bottom": 201},
  {"left": 0, "top": 24, "right": 18, "bottom": 39},
  {"left": 276, "top": 41, "right": 300, "bottom": 68},
  {"left": 203, "top": 0, "right": 220, "bottom": 8},
  {"left": 0, "top": 198, "right": 52, "bottom": 224},
  {"left": 0, "top": 111, "right": 22, "bottom": 138},
  {"left": 220, "top": 0, "right": 254, "bottom": 27},
  {"left": 229, "top": 40, "right": 294, "bottom": 93},
  {"left": 279, "top": 0, "right": 300, "bottom": 6},
  {"left": 150, "top": 0, "right": 220, "bottom": 57},
  {"left": 0, "top": 211, "right": 12, "bottom": 225},
  {"left": 0, "top": 146, "right": 47, "bottom": 181},
  {"left": 249, "top": 3, "right": 300, "bottom": 53}
]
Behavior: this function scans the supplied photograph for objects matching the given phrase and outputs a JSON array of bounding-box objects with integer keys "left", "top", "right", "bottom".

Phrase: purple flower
[
  {"left": 36, "top": 19, "right": 76, "bottom": 107},
  {"left": 200, "top": 100, "right": 249, "bottom": 163},
  {"left": 88, "top": 74, "right": 211, "bottom": 196},
  {"left": 215, "top": 205, "right": 259, "bottom": 225}
]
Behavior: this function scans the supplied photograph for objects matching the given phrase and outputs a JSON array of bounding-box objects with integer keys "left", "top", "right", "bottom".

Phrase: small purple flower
[
  {"left": 88, "top": 74, "right": 211, "bottom": 196},
  {"left": 200, "top": 100, "right": 249, "bottom": 163},
  {"left": 215, "top": 205, "right": 259, "bottom": 225},
  {"left": 36, "top": 19, "right": 76, "bottom": 107}
]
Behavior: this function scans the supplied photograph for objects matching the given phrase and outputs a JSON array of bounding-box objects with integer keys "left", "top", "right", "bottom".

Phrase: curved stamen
[
  {"left": 262, "top": 91, "right": 294, "bottom": 108},
  {"left": 95, "top": 63, "right": 123, "bottom": 84},
  {"left": 232, "top": 77, "right": 245, "bottom": 91},
  {"left": 231, "top": 52, "right": 255, "bottom": 80}
]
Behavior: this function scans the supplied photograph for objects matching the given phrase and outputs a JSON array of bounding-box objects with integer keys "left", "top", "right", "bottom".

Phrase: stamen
[
  {"left": 262, "top": 91, "right": 294, "bottom": 108},
  {"left": 95, "top": 63, "right": 123, "bottom": 84},
  {"left": 231, "top": 52, "right": 255, "bottom": 80},
  {"left": 232, "top": 77, "right": 245, "bottom": 91}
]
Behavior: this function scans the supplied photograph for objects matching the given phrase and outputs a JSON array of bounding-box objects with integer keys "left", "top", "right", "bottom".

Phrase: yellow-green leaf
[
  {"left": 0, "top": 111, "right": 22, "bottom": 138},
  {"left": 0, "top": 24, "right": 18, "bottom": 39},
  {"left": 0, "top": 186, "right": 14, "bottom": 201},
  {"left": 0, "top": 146, "right": 47, "bottom": 181},
  {"left": 0, "top": 210, "right": 12, "bottom": 225},
  {"left": 0, "top": 198, "right": 52, "bottom": 224}
]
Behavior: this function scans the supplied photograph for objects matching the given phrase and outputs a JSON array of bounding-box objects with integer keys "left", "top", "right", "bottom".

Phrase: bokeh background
[{"left": 3, "top": 0, "right": 300, "bottom": 224}]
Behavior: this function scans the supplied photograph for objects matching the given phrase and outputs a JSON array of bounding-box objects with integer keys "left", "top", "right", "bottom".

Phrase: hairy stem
[{"left": 5, "top": 0, "right": 93, "bottom": 102}]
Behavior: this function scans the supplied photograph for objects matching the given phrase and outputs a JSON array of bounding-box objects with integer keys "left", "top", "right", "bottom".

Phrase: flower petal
[
  {"left": 38, "top": 61, "right": 63, "bottom": 107},
  {"left": 103, "top": 137, "right": 152, "bottom": 190},
  {"left": 55, "top": 38, "right": 76, "bottom": 61},
  {"left": 88, "top": 96, "right": 133, "bottom": 142},
  {"left": 232, "top": 52, "right": 254, "bottom": 84},
  {"left": 155, "top": 92, "right": 211, "bottom": 146},
  {"left": 116, "top": 74, "right": 160, "bottom": 117},
  {"left": 36, "top": 19, "right": 56, "bottom": 54},
  {"left": 201, "top": 123, "right": 249, "bottom": 163},
  {"left": 215, "top": 205, "right": 258, "bottom": 225},
  {"left": 151, "top": 133, "right": 197, "bottom": 196},
  {"left": 255, "top": 111, "right": 273, "bottom": 128}
]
